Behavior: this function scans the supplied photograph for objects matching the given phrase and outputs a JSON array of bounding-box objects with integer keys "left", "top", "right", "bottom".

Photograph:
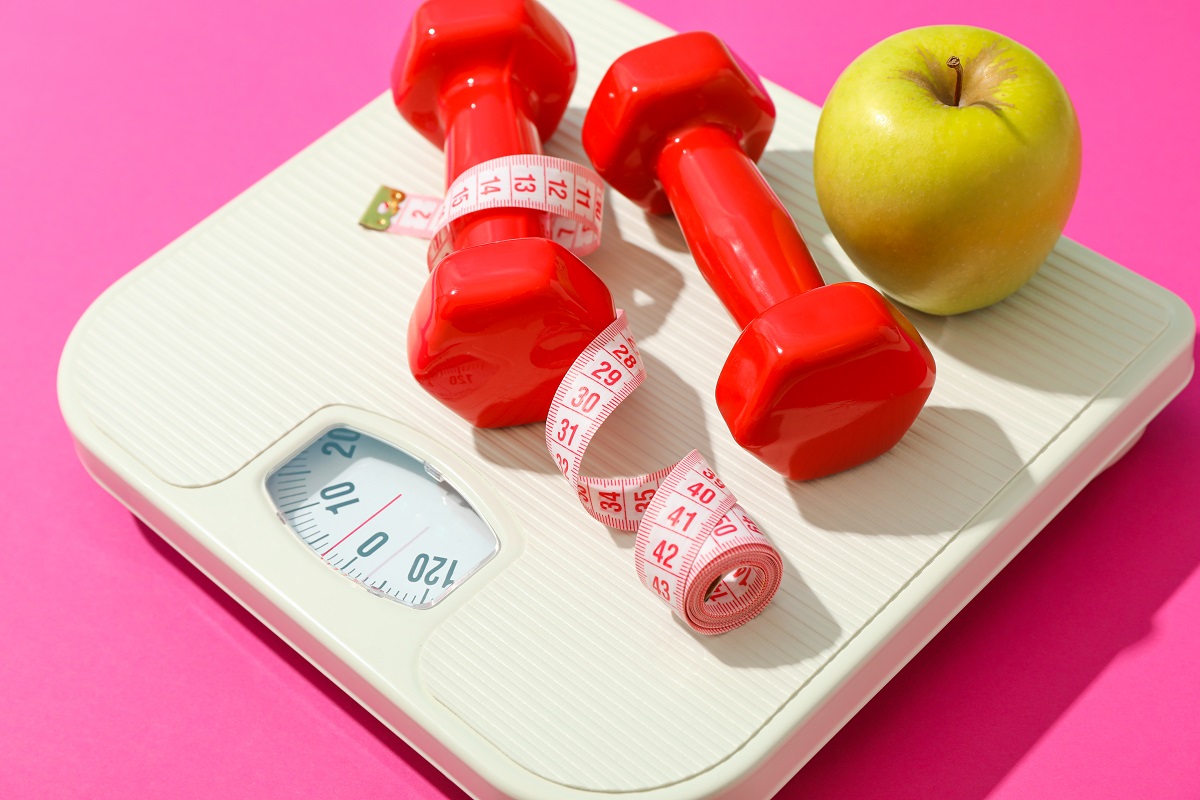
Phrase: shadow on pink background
[{"left": 1, "top": 0, "right": 1197, "bottom": 797}]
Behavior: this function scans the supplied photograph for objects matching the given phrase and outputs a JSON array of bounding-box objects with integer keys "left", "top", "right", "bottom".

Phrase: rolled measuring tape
[
  {"left": 359, "top": 155, "right": 603, "bottom": 268},
  {"left": 545, "top": 311, "right": 782, "bottom": 635},
  {"left": 361, "top": 156, "right": 783, "bottom": 634}
]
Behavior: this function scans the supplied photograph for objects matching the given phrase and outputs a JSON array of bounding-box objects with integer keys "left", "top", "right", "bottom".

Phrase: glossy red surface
[
  {"left": 717, "top": 285, "right": 936, "bottom": 480},
  {"left": 407, "top": 238, "right": 616, "bottom": 427},
  {"left": 392, "top": 0, "right": 575, "bottom": 149},
  {"left": 582, "top": 31, "right": 775, "bottom": 215},
  {"left": 584, "top": 33, "right": 936, "bottom": 478},
  {"left": 658, "top": 124, "right": 824, "bottom": 328},
  {"left": 392, "top": 0, "right": 614, "bottom": 427}
]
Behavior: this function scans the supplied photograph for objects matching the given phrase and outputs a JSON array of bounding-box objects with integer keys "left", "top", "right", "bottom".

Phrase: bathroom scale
[{"left": 57, "top": 0, "right": 1195, "bottom": 797}]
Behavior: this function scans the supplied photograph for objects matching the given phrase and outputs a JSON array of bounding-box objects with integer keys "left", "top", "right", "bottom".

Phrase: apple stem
[{"left": 946, "top": 56, "right": 963, "bottom": 106}]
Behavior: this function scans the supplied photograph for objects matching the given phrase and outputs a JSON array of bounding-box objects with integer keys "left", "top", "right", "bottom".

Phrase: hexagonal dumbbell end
[
  {"left": 393, "top": 0, "right": 577, "bottom": 149},
  {"left": 716, "top": 283, "right": 936, "bottom": 480},
  {"left": 408, "top": 238, "right": 616, "bottom": 428},
  {"left": 586, "top": 32, "right": 937, "bottom": 479},
  {"left": 583, "top": 31, "right": 776, "bottom": 214},
  {"left": 392, "top": 0, "right": 613, "bottom": 428}
]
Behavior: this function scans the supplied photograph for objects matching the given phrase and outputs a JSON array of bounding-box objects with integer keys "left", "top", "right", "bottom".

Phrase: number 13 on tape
[
  {"left": 359, "top": 155, "right": 603, "bottom": 269},
  {"left": 545, "top": 311, "right": 783, "bottom": 635}
]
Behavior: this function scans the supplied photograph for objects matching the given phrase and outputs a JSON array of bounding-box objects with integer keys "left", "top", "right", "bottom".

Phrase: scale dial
[{"left": 266, "top": 427, "right": 499, "bottom": 608}]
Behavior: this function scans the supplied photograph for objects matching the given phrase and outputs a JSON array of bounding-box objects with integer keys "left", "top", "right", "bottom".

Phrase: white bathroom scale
[{"left": 57, "top": 1, "right": 1194, "bottom": 798}]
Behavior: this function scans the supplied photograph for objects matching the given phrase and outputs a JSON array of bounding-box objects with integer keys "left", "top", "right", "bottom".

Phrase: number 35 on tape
[
  {"left": 360, "top": 157, "right": 782, "bottom": 634},
  {"left": 546, "top": 311, "right": 784, "bottom": 635},
  {"left": 359, "top": 155, "right": 603, "bottom": 268}
]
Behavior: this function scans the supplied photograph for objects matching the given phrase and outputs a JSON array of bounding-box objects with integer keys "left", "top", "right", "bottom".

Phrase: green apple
[{"left": 813, "top": 26, "right": 1081, "bottom": 315}]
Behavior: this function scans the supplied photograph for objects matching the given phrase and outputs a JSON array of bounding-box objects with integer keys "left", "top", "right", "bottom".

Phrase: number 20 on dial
[{"left": 266, "top": 427, "right": 499, "bottom": 609}]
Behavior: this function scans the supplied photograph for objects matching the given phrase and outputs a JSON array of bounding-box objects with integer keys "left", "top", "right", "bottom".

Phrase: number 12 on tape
[{"left": 358, "top": 155, "right": 604, "bottom": 268}]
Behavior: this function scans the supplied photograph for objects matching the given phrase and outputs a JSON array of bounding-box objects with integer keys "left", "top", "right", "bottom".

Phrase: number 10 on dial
[{"left": 266, "top": 427, "right": 499, "bottom": 609}]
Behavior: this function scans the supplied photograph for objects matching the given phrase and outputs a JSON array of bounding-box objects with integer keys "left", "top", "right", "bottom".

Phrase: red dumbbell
[
  {"left": 583, "top": 32, "right": 936, "bottom": 480},
  {"left": 395, "top": 0, "right": 615, "bottom": 428}
]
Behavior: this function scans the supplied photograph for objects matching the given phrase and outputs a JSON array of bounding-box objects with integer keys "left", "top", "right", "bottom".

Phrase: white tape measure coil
[
  {"left": 365, "top": 156, "right": 784, "bottom": 634},
  {"left": 545, "top": 312, "right": 782, "bottom": 635}
]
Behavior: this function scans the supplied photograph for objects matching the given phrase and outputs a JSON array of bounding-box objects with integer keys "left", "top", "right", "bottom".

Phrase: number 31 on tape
[
  {"left": 546, "top": 311, "right": 783, "bottom": 635},
  {"left": 360, "top": 156, "right": 781, "bottom": 634}
]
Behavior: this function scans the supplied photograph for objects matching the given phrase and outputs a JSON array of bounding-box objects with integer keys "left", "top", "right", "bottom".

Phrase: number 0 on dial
[{"left": 266, "top": 427, "right": 499, "bottom": 608}]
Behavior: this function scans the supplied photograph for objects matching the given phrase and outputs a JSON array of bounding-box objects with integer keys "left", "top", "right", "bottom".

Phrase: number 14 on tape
[
  {"left": 358, "top": 157, "right": 782, "bottom": 635},
  {"left": 358, "top": 155, "right": 603, "bottom": 267}
]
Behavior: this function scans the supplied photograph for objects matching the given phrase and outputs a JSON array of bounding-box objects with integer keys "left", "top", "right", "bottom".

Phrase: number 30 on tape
[
  {"left": 545, "top": 311, "right": 784, "bottom": 635},
  {"left": 360, "top": 158, "right": 782, "bottom": 634}
]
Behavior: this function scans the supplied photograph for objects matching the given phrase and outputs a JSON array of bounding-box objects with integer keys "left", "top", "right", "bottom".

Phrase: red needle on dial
[{"left": 322, "top": 493, "right": 404, "bottom": 557}]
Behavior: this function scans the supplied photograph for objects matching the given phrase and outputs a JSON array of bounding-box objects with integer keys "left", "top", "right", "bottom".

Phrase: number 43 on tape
[
  {"left": 547, "top": 312, "right": 783, "bottom": 635},
  {"left": 360, "top": 157, "right": 782, "bottom": 635}
]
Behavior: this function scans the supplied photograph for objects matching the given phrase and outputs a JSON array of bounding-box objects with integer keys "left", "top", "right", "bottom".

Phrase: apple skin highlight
[{"left": 813, "top": 25, "right": 1082, "bottom": 316}]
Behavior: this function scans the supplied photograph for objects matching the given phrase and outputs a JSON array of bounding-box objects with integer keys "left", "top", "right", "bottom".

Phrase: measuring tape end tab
[
  {"left": 363, "top": 156, "right": 607, "bottom": 268},
  {"left": 359, "top": 185, "right": 406, "bottom": 231}
]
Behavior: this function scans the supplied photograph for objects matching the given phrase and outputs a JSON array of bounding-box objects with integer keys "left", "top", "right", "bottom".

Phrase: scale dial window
[{"left": 266, "top": 427, "right": 498, "bottom": 608}]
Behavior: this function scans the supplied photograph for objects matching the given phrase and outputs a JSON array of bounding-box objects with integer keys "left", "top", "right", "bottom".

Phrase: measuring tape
[
  {"left": 545, "top": 311, "right": 782, "bottom": 635},
  {"left": 359, "top": 155, "right": 603, "bottom": 268},
  {"left": 362, "top": 156, "right": 783, "bottom": 634}
]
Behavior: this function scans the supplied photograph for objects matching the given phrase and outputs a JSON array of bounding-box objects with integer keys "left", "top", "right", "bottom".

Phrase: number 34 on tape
[
  {"left": 358, "top": 155, "right": 603, "bottom": 267},
  {"left": 546, "top": 311, "right": 784, "bottom": 636},
  {"left": 360, "top": 156, "right": 782, "bottom": 635}
]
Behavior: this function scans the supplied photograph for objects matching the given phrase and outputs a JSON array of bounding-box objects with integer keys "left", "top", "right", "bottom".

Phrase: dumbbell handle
[
  {"left": 439, "top": 72, "right": 547, "bottom": 252},
  {"left": 658, "top": 125, "right": 825, "bottom": 329}
]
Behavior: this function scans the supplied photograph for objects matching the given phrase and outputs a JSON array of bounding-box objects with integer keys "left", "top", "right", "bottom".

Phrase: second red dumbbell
[
  {"left": 584, "top": 32, "right": 936, "bottom": 480},
  {"left": 395, "top": 0, "right": 615, "bottom": 428}
]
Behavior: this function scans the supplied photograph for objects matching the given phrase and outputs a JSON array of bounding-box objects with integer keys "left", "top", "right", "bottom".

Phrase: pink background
[{"left": 2, "top": 0, "right": 1197, "bottom": 797}]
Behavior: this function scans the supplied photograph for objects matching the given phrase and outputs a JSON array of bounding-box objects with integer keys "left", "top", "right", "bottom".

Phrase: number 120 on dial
[{"left": 266, "top": 427, "right": 499, "bottom": 609}]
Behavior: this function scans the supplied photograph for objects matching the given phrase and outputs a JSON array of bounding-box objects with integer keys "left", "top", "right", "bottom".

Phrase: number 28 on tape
[{"left": 546, "top": 311, "right": 783, "bottom": 635}]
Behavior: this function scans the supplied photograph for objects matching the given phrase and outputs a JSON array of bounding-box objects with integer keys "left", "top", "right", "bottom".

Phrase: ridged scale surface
[{"left": 68, "top": 0, "right": 1171, "bottom": 792}]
